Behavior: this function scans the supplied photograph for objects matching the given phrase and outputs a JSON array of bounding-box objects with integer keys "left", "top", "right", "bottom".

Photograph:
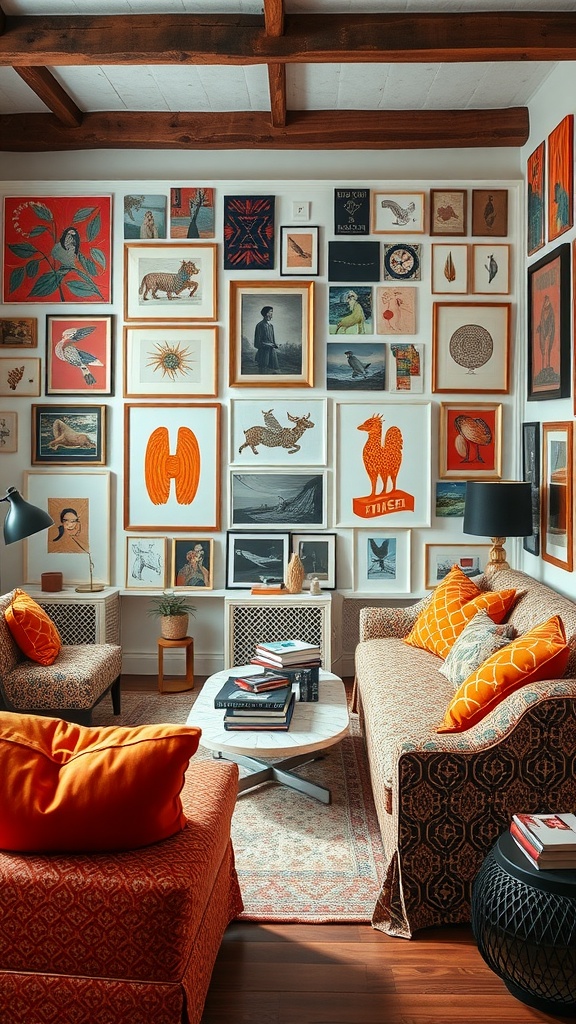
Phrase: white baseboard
[{"left": 121, "top": 651, "right": 224, "bottom": 678}]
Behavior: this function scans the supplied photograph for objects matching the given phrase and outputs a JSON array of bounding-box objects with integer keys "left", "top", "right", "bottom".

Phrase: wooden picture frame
[
  {"left": 371, "top": 192, "right": 425, "bottom": 234},
  {"left": 0, "top": 411, "right": 18, "bottom": 453},
  {"left": 354, "top": 529, "right": 411, "bottom": 594},
  {"left": 471, "top": 245, "right": 511, "bottom": 295},
  {"left": 31, "top": 404, "right": 106, "bottom": 466},
  {"left": 425, "top": 544, "right": 490, "bottom": 589},
  {"left": 527, "top": 243, "right": 571, "bottom": 401},
  {"left": 45, "top": 314, "right": 113, "bottom": 395},
  {"left": 522, "top": 421, "right": 541, "bottom": 557},
  {"left": 541, "top": 421, "right": 573, "bottom": 571},
  {"left": 432, "top": 302, "right": 511, "bottom": 394},
  {"left": 230, "top": 470, "right": 327, "bottom": 530},
  {"left": 471, "top": 189, "right": 508, "bottom": 237},
  {"left": 429, "top": 189, "right": 467, "bottom": 236},
  {"left": 439, "top": 402, "right": 502, "bottom": 480},
  {"left": 123, "top": 325, "right": 218, "bottom": 398},
  {"left": 229, "top": 280, "right": 314, "bottom": 388},
  {"left": 125, "top": 536, "right": 167, "bottom": 590},
  {"left": 280, "top": 226, "right": 319, "bottom": 276},
  {"left": 547, "top": 114, "right": 574, "bottom": 243},
  {"left": 230, "top": 398, "right": 327, "bottom": 466},
  {"left": 0, "top": 358, "right": 40, "bottom": 396},
  {"left": 0, "top": 317, "right": 37, "bottom": 348},
  {"left": 226, "top": 531, "right": 290, "bottom": 589},
  {"left": 431, "top": 244, "right": 468, "bottom": 294},
  {"left": 527, "top": 141, "right": 546, "bottom": 256},
  {"left": 172, "top": 538, "right": 214, "bottom": 590},
  {"left": 291, "top": 532, "right": 337, "bottom": 590},
  {"left": 124, "top": 242, "right": 217, "bottom": 322}
]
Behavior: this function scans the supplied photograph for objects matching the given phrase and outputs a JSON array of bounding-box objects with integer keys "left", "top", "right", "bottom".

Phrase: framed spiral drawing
[{"left": 432, "top": 302, "right": 511, "bottom": 394}]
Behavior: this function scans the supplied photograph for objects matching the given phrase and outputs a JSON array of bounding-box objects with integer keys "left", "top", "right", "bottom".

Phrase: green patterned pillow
[{"left": 439, "top": 609, "right": 516, "bottom": 689}]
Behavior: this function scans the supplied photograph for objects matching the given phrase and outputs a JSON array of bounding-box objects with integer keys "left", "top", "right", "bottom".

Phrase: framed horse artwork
[{"left": 125, "top": 536, "right": 167, "bottom": 590}]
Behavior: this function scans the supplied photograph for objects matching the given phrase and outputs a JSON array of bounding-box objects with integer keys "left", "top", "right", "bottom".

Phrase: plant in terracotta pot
[{"left": 147, "top": 590, "right": 196, "bottom": 640}]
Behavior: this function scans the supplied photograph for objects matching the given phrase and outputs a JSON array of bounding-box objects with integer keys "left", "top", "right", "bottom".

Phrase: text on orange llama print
[
  {"left": 353, "top": 413, "right": 414, "bottom": 519},
  {"left": 145, "top": 426, "right": 200, "bottom": 505}
]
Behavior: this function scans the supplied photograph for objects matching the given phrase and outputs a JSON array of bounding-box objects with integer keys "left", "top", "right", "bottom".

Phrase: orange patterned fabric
[
  {"left": 404, "top": 564, "right": 516, "bottom": 659},
  {"left": 0, "top": 712, "right": 201, "bottom": 852},
  {"left": 437, "top": 615, "right": 570, "bottom": 733},
  {"left": 4, "top": 588, "right": 61, "bottom": 665}
]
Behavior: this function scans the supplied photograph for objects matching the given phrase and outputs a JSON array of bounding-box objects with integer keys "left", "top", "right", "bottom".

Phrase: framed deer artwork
[{"left": 229, "top": 398, "right": 327, "bottom": 466}]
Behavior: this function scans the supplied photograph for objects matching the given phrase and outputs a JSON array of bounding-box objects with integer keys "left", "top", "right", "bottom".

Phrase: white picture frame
[
  {"left": 471, "top": 244, "right": 511, "bottom": 295},
  {"left": 425, "top": 544, "right": 490, "bottom": 589},
  {"left": 125, "top": 536, "right": 167, "bottom": 590},
  {"left": 0, "top": 410, "right": 17, "bottom": 453},
  {"left": 372, "top": 191, "right": 426, "bottom": 234},
  {"left": 291, "top": 532, "right": 337, "bottom": 590},
  {"left": 431, "top": 244, "right": 469, "bottom": 294},
  {"left": 230, "top": 398, "right": 327, "bottom": 466},
  {"left": 0, "top": 358, "right": 41, "bottom": 396},
  {"left": 354, "top": 529, "right": 411, "bottom": 594}
]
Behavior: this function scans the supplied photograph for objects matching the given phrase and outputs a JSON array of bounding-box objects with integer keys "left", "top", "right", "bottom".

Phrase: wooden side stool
[{"left": 157, "top": 636, "right": 194, "bottom": 694}]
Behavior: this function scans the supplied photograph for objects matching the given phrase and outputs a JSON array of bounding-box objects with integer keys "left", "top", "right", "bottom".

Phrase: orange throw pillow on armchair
[{"left": 4, "top": 588, "right": 61, "bottom": 666}]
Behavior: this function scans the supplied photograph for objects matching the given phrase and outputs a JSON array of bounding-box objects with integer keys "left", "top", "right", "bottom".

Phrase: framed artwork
[
  {"left": 372, "top": 192, "right": 425, "bottom": 234},
  {"left": 31, "top": 404, "right": 106, "bottom": 466},
  {"left": 429, "top": 189, "right": 467, "bottom": 236},
  {"left": 431, "top": 244, "right": 468, "bottom": 294},
  {"left": 541, "top": 421, "right": 573, "bottom": 571},
  {"left": 471, "top": 189, "right": 509, "bottom": 237},
  {"left": 292, "top": 201, "right": 310, "bottom": 222},
  {"left": 0, "top": 411, "right": 18, "bottom": 453},
  {"left": 125, "top": 536, "right": 167, "bottom": 590},
  {"left": 326, "top": 342, "right": 386, "bottom": 391},
  {"left": 354, "top": 529, "right": 411, "bottom": 594},
  {"left": 170, "top": 187, "right": 215, "bottom": 239},
  {"left": 23, "top": 470, "right": 110, "bottom": 586},
  {"left": 230, "top": 471, "right": 327, "bottom": 530},
  {"left": 547, "top": 115, "right": 574, "bottom": 242},
  {"left": 335, "top": 401, "right": 432, "bottom": 528},
  {"left": 3, "top": 195, "right": 112, "bottom": 303},
  {"left": 45, "top": 315, "right": 113, "bottom": 395},
  {"left": 471, "top": 244, "right": 511, "bottom": 295},
  {"left": 123, "top": 325, "right": 218, "bottom": 398},
  {"left": 291, "top": 533, "right": 336, "bottom": 590},
  {"left": 527, "top": 141, "right": 546, "bottom": 256},
  {"left": 522, "top": 421, "right": 540, "bottom": 557},
  {"left": 0, "top": 317, "right": 37, "bottom": 348},
  {"left": 435, "top": 481, "right": 466, "bottom": 518},
  {"left": 123, "top": 194, "right": 167, "bottom": 239},
  {"left": 328, "top": 241, "right": 380, "bottom": 282},
  {"left": 280, "top": 226, "right": 319, "bottom": 276},
  {"left": 329, "top": 286, "right": 373, "bottom": 335},
  {"left": 124, "top": 403, "right": 221, "bottom": 531},
  {"left": 439, "top": 401, "right": 502, "bottom": 480},
  {"left": 226, "top": 531, "right": 290, "bottom": 589},
  {"left": 528, "top": 243, "right": 571, "bottom": 401},
  {"left": 432, "top": 302, "right": 511, "bottom": 394},
  {"left": 223, "top": 195, "right": 274, "bottom": 270},
  {"left": 230, "top": 398, "right": 327, "bottom": 466},
  {"left": 124, "top": 242, "right": 217, "bottom": 322},
  {"left": 334, "top": 188, "right": 370, "bottom": 235},
  {"left": 0, "top": 358, "right": 40, "bottom": 396},
  {"left": 388, "top": 343, "right": 423, "bottom": 393},
  {"left": 425, "top": 544, "right": 490, "bottom": 589},
  {"left": 172, "top": 538, "right": 214, "bottom": 590},
  {"left": 229, "top": 280, "right": 314, "bottom": 388},
  {"left": 382, "top": 243, "right": 421, "bottom": 281},
  {"left": 375, "top": 286, "right": 416, "bottom": 334}
]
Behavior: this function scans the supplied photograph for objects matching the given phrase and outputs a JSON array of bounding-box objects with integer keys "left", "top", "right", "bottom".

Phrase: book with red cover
[
  {"left": 513, "top": 813, "right": 576, "bottom": 852},
  {"left": 510, "top": 822, "right": 576, "bottom": 870},
  {"left": 232, "top": 669, "right": 291, "bottom": 692}
]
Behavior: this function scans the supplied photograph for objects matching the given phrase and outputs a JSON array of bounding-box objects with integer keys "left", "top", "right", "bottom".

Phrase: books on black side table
[
  {"left": 224, "top": 692, "right": 296, "bottom": 731},
  {"left": 510, "top": 813, "right": 576, "bottom": 870},
  {"left": 213, "top": 677, "right": 292, "bottom": 712},
  {"left": 253, "top": 639, "right": 321, "bottom": 667}
]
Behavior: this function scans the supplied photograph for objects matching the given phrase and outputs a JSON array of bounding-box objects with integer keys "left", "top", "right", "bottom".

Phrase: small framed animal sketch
[
  {"left": 31, "top": 404, "right": 106, "bottom": 466},
  {"left": 280, "top": 226, "right": 319, "bottom": 276},
  {"left": 430, "top": 189, "right": 467, "bottom": 236},
  {"left": 125, "top": 536, "right": 167, "bottom": 590},
  {"left": 354, "top": 530, "right": 411, "bottom": 594},
  {"left": 226, "top": 531, "right": 290, "bottom": 589},
  {"left": 372, "top": 192, "right": 425, "bottom": 234}
]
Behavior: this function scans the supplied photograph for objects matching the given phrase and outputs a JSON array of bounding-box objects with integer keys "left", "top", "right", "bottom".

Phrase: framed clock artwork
[{"left": 383, "top": 243, "right": 422, "bottom": 281}]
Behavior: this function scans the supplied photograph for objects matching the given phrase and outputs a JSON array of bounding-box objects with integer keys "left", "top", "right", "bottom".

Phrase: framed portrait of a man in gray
[{"left": 229, "top": 281, "right": 314, "bottom": 388}]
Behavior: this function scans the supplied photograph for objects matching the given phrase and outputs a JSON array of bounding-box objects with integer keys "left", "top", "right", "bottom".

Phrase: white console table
[
  {"left": 23, "top": 587, "right": 120, "bottom": 645},
  {"left": 224, "top": 592, "right": 333, "bottom": 670}
]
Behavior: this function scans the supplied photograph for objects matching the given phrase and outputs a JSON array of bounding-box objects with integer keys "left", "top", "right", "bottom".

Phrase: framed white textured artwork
[
  {"left": 354, "top": 529, "right": 411, "bottom": 594},
  {"left": 230, "top": 398, "right": 327, "bottom": 466}
]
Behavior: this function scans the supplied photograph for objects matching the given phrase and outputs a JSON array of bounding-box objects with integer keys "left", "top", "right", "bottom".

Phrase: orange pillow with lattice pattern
[
  {"left": 437, "top": 615, "right": 570, "bottom": 733},
  {"left": 404, "top": 564, "right": 516, "bottom": 660},
  {"left": 4, "top": 589, "right": 61, "bottom": 666}
]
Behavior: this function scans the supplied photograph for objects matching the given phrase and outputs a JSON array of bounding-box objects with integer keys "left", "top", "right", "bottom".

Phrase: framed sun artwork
[{"left": 123, "top": 325, "right": 218, "bottom": 398}]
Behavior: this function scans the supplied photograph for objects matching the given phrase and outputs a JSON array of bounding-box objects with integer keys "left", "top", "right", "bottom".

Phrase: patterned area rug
[{"left": 92, "top": 690, "right": 385, "bottom": 923}]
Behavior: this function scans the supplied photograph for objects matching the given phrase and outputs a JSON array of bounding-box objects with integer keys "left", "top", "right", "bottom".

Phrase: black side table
[{"left": 472, "top": 831, "right": 576, "bottom": 1016}]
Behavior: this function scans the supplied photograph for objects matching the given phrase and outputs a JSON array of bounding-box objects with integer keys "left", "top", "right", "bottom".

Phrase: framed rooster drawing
[
  {"left": 46, "top": 315, "right": 113, "bottom": 395},
  {"left": 371, "top": 192, "right": 425, "bottom": 234}
]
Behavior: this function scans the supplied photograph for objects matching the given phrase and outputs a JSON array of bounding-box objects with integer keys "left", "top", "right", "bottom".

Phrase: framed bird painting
[
  {"left": 45, "top": 315, "right": 113, "bottom": 395},
  {"left": 527, "top": 243, "right": 571, "bottom": 402},
  {"left": 354, "top": 529, "right": 411, "bottom": 594},
  {"left": 280, "top": 226, "right": 319, "bottom": 276}
]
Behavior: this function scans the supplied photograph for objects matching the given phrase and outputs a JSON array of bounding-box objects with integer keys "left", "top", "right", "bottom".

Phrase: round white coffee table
[{"left": 187, "top": 666, "right": 349, "bottom": 804}]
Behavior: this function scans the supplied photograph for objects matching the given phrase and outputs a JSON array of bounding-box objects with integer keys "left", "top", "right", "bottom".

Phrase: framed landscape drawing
[
  {"left": 429, "top": 189, "right": 467, "bottom": 236},
  {"left": 0, "top": 358, "right": 40, "bottom": 396},
  {"left": 471, "top": 245, "right": 511, "bottom": 295},
  {"left": 291, "top": 533, "right": 336, "bottom": 590},
  {"left": 354, "top": 529, "right": 411, "bottom": 594},
  {"left": 547, "top": 114, "right": 574, "bottom": 242},
  {"left": 431, "top": 244, "right": 468, "bottom": 294},
  {"left": 432, "top": 302, "right": 511, "bottom": 394},
  {"left": 45, "top": 315, "right": 113, "bottom": 395},
  {"left": 527, "top": 141, "right": 545, "bottom": 256},
  {"left": 125, "top": 536, "right": 167, "bottom": 590},
  {"left": 229, "top": 471, "right": 327, "bottom": 530},
  {"left": 172, "top": 538, "right": 214, "bottom": 589},
  {"left": 527, "top": 243, "right": 571, "bottom": 401},
  {"left": 0, "top": 411, "right": 17, "bottom": 453},
  {"left": 522, "top": 421, "right": 540, "bottom": 557},
  {"left": 425, "top": 544, "right": 490, "bottom": 589},
  {"left": 471, "top": 189, "right": 508, "bottom": 236},
  {"left": 229, "top": 280, "right": 313, "bottom": 388},
  {"left": 230, "top": 398, "right": 327, "bottom": 466},
  {"left": 371, "top": 192, "right": 425, "bottom": 234},
  {"left": 541, "top": 421, "right": 573, "bottom": 571},
  {"left": 280, "top": 226, "right": 319, "bottom": 276},
  {"left": 123, "top": 325, "right": 217, "bottom": 398},
  {"left": 31, "top": 404, "right": 106, "bottom": 466},
  {"left": 435, "top": 481, "right": 466, "bottom": 518},
  {"left": 439, "top": 402, "right": 502, "bottom": 480},
  {"left": 226, "top": 531, "right": 290, "bottom": 588},
  {"left": 0, "top": 317, "right": 37, "bottom": 347},
  {"left": 124, "top": 242, "right": 217, "bottom": 321}
]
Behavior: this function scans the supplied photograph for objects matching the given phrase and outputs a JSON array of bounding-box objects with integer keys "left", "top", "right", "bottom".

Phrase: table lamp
[
  {"left": 463, "top": 481, "right": 533, "bottom": 570},
  {"left": 1, "top": 486, "right": 54, "bottom": 544}
]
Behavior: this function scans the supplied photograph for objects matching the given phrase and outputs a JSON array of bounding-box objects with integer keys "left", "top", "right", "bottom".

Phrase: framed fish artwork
[{"left": 45, "top": 315, "right": 113, "bottom": 395}]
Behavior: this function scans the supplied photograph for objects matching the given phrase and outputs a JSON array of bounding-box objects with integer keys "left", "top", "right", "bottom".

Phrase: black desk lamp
[
  {"left": 463, "top": 481, "right": 533, "bottom": 571},
  {"left": 1, "top": 486, "right": 54, "bottom": 544}
]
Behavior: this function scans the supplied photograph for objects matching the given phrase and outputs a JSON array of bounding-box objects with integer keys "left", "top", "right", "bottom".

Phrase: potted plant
[{"left": 147, "top": 590, "right": 196, "bottom": 640}]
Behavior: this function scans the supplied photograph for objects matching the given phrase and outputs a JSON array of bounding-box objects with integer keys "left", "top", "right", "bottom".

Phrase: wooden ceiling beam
[
  {"left": 263, "top": 0, "right": 284, "bottom": 38},
  {"left": 0, "top": 107, "right": 529, "bottom": 152},
  {"left": 14, "top": 67, "right": 82, "bottom": 127},
  {"left": 268, "top": 64, "right": 287, "bottom": 128},
  {"left": 1, "top": 12, "right": 576, "bottom": 65}
]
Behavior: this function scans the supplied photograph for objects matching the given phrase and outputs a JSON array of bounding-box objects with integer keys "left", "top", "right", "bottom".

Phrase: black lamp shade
[
  {"left": 2, "top": 487, "right": 54, "bottom": 545},
  {"left": 464, "top": 481, "right": 533, "bottom": 539}
]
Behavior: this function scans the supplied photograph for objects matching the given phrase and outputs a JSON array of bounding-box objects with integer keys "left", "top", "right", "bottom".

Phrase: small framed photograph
[
  {"left": 431, "top": 244, "right": 468, "bottom": 294},
  {"left": 0, "top": 411, "right": 18, "bottom": 453},
  {"left": 371, "top": 192, "right": 425, "bottom": 234},
  {"left": 435, "top": 481, "right": 466, "bottom": 518},
  {"left": 471, "top": 244, "right": 511, "bottom": 294},
  {"left": 125, "top": 536, "right": 167, "bottom": 590},
  {"left": 375, "top": 286, "right": 416, "bottom": 334},
  {"left": 46, "top": 315, "right": 113, "bottom": 395},
  {"left": 123, "top": 325, "right": 218, "bottom": 398},
  {"left": 527, "top": 141, "right": 545, "bottom": 256},
  {"left": 229, "top": 280, "right": 314, "bottom": 388},
  {"left": 542, "top": 421, "right": 573, "bottom": 572},
  {"left": 326, "top": 341, "right": 386, "bottom": 391},
  {"left": 439, "top": 401, "right": 502, "bottom": 480},
  {"left": 425, "top": 544, "right": 490, "bottom": 589},
  {"left": 329, "top": 286, "right": 373, "bottom": 335},
  {"left": 172, "top": 538, "right": 214, "bottom": 590},
  {"left": 334, "top": 188, "right": 370, "bottom": 235},
  {"left": 291, "top": 533, "right": 336, "bottom": 590},
  {"left": 226, "top": 531, "right": 290, "bottom": 589},
  {"left": 230, "top": 398, "right": 327, "bottom": 466},
  {"left": 432, "top": 302, "right": 511, "bottom": 394},
  {"left": 388, "top": 343, "right": 423, "bottom": 393},
  {"left": 522, "top": 422, "right": 540, "bottom": 557},
  {"left": 124, "top": 242, "right": 217, "bottom": 322},
  {"left": 31, "top": 404, "right": 106, "bottom": 466},
  {"left": 0, "top": 358, "right": 40, "bottom": 396},
  {"left": 472, "top": 189, "right": 509, "bottom": 237},
  {"left": 0, "top": 317, "right": 37, "bottom": 348},
  {"left": 123, "top": 194, "right": 167, "bottom": 239},
  {"left": 430, "top": 189, "right": 467, "bottom": 236},
  {"left": 528, "top": 243, "right": 571, "bottom": 401},
  {"left": 354, "top": 530, "right": 411, "bottom": 594},
  {"left": 230, "top": 470, "right": 327, "bottom": 530},
  {"left": 280, "top": 226, "right": 319, "bottom": 276},
  {"left": 548, "top": 115, "right": 573, "bottom": 242}
]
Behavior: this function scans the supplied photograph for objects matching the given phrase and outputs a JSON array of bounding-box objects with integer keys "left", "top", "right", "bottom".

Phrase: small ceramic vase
[
  {"left": 286, "top": 552, "right": 305, "bottom": 594},
  {"left": 309, "top": 576, "right": 321, "bottom": 596}
]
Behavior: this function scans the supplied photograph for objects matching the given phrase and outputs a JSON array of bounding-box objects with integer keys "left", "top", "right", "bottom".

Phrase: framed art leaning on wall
[{"left": 541, "top": 421, "right": 573, "bottom": 572}]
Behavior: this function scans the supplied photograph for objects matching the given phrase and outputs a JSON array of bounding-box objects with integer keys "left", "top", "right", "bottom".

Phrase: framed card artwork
[
  {"left": 226, "top": 531, "right": 290, "bottom": 589},
  {"left": 230, "top": 398, "right": 327, "bottom": 466},
  {"left": 471, "top": 190, "right": 508, "bottom": 237},
  {"left": 527, "top": 141, "right": 545, "bottom": 256},
  {"left": 229, "top": 471, "right": 327, "bottom": 530},
  {"left": 429, "top": 189, "right": 467, "bottom": 236},
  {"left": 31, "top": 404, "right": 106, "bottom": 466},
  {"left": 471, "top": 245, "right": 511, "bottom": 295},
  {"left": 223, "top": 195, "right": 274, "bottom": 270},
  {"left": 326, "top": 342, "right": 386, "bottom": 391},
  {"left": 124, "top": 242, "right": 217, "bottom": 322},
  {"left": 170, "top": 187, "right": 215, "bottom": 239},
  {"left": 329, "top": 286, "right": 373, "bottom": 334},
  {"left": 382, "top": 243, "right": 421, "bottom": 281},
  {"left": 123, "top": 194, "right": 167, "bottom": 239},
  {"left": 432, "top": 302, "right": 511, "bottom": 394},
  {"left": 439, "top": 402, "right": 502, "bottom": 480},
  {"left": 328, "top": 241, "right": 380, "bottom": 282},
  {"left": 354, "top": 529, "right": 411, "bottom": 594},
  {"left": 45, "top": 315, "right": 113, "bottom": 395},
  {"left": 229, "top": 280, "right": 314, "bottom": 388},
  {"left": 280, "top": 226, "right": 319, "bottom": 276},
  {"left": 125, "top": 536, "right": 167, "bottom": 590},
  {"left": 123, "top": 325, "right": 218, "bottom": 398},
  {"left": 431, "top": 244, "right": 468, "bottom": 294},
  {"left": 522, "top": 421, "right": 540, "bottom": 557},
  {"left": 0, "top": 358, "right": 40, "bottom": 396},
  {"left": 0, "top": 317, "right": 37, "bottom": 347},
  {"left": 425, "top": 544, "right": 490, "bottom": 589},
  {"left": 541, "top": 421, "right": 573, "bottom": 571},
  {"left": 291, "top": 533, "right": 337, "bottom": 590},
  {"left": 547, "top": 115, "right": 574, "bottom": 242},
  {"left": 334, "top": 188, "right": 370, "bottom": 235},
  {"left": 375, "top": 287, "right": 416, "bottom": 334},
  {"left": 0, "top": 411, "right": 18, "bottom": 453},
  {"left": 435, "top": 481, "right": 466, "bottom": 518},
  {"left": 527, "top": 243, "right": 570, "bottom": 401},
  {"left": 371, "top": 192, "right": 425, "bottom": 234},
  {"left": 388, "top": 343, "right": 423, "bottom": 393},
  {"left": 172, "top": 538, "right": 214, "bottom": 589}
]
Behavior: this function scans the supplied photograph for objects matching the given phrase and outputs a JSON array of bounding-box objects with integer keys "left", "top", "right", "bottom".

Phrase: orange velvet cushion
[
  {"left": 437, "top": 615, "right": 570, "bottom": 733},
  {"left": 404, "top": 564, "right": 517, "bottom": 660},
  {"left": 0, "top": 712, "right": 202, "bottom": 853},
  {"left": 4, "top": 588, "right": 61, "bottom": 666}
]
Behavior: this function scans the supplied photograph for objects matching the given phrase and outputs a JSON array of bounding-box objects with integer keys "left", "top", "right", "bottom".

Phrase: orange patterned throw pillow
[
  {"left": 404, "top": 564, "right": 516, "bottom": 660},
  {"left": 437, "top": 615, "right": 570, "bottom": 733},
  {"left": 0, "top": 712, "right": 202, "bottom": 853},
  {"left": 4, "top": 588, "right": 62, "bottom": 666}
]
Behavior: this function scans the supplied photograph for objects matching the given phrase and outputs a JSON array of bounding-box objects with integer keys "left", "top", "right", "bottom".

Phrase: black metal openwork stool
[{"left": 472, "top": 831, "right": 576, "bottom": 1016}]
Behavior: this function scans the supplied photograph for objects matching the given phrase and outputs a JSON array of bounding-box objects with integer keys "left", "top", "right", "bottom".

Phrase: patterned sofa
[{"left": 354, "top": 568, "right": 576, "bottom": 939}]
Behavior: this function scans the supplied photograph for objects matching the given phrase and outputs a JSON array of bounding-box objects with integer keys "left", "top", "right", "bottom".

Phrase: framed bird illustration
[
  {"left": 280, "top": 226, "right": 319, "bottom": 276},
  {"left": 45, "top": 315, "right": 113, "bottom": 395}
]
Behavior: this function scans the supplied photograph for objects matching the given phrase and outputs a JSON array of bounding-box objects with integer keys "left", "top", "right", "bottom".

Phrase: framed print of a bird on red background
[
  {"left": 3, "top": 196, "right": 112, "bottom": 303},
  {"left": 45, "top": 316, "right": 113, "bottom": 395},
  {"left": 527, "top": 243, "right": 571, "bottom": 402}
]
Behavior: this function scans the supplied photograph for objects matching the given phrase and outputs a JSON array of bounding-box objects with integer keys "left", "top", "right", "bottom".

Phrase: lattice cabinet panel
[
  {"left": 23, "top": 588, "right": 120, "bottom": 645},
  {"left": 225, "top": 594, "right": 332, "bottom": 670}
]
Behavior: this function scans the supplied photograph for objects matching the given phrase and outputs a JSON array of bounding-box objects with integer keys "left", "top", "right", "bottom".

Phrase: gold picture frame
[{"left": 229, "top": 280, "right": 314, "bottom": 388}]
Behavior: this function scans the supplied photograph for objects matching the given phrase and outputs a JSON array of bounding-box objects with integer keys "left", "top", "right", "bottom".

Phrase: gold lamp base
[
  {"left": 75, "top": 583, "right": 105, "bottom": 593},
  {"left": 486, "top": 537, "right": 509, "bottom": 571}
]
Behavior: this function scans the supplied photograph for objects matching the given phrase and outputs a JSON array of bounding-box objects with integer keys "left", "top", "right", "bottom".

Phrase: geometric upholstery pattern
[{"left": 439, "top": 609, "right": 517, "bottom": 689}]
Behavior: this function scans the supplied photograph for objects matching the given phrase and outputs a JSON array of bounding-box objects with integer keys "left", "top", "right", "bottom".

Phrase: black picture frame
[
  {"left": 226, "top": 530, "right": 290, "bottom": 589},
  {"left": 31, "top": 404, "right": 106, "bottom": 466},
  {"left": 334, "top": 188, "right": 370, "bottom": 235},
  {"left": 527, "top": 243, "right": 571, "bottom": 402},
  {"left": 522, "top": 421, "right": 541, "bottom": 556}
]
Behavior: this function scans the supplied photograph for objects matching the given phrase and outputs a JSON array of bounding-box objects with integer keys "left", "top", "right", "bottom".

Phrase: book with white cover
[
  {"left": 255, "top": 639, "right": 321, "bottom": 655},
  {"left": 513, "top": 813, "right": 576, "bottom": 852}
]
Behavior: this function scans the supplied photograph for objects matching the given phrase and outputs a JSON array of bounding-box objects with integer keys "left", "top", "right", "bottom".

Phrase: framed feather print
[
  {"left": 45, "top": 315, "right": 113, "bottom": 395},
  {"left": 280, "top": 226, "right": 319, "bottom": 276}
]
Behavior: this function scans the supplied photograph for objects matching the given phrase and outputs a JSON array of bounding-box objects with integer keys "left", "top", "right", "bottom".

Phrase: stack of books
[
  {"left": 213, "top": 674, "right": 296, "bottom": 731},
  {"left": 250, "top": 639, "right": 321, "bottom": 701},
  {"left": 250, "top": 582, "right": 287, "bottom": 596},
  {"left": 510, "top": 812, "right": 576, "bottom": 870}
]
